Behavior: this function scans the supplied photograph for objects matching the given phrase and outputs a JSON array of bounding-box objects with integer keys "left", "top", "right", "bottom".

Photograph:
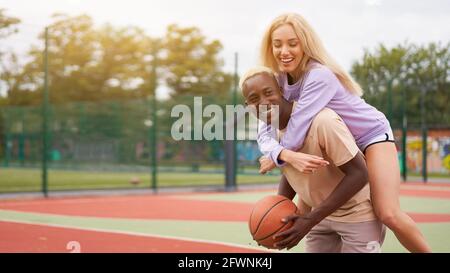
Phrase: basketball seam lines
[
  {"left": 252, "top": 198, "right": 289, "bottom": 239},
  {"left": 257, "top": 221, "right": 290, "bottom": 242}
]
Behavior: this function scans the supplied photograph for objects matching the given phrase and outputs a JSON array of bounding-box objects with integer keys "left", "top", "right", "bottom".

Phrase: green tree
[
  {"left": 89, "top": 23, "right": 160, "bottom": 100},
  {"left": 0, "top": 9, "right": 21, "bottom": 160},
  {"left": 3, "top": 14, "right": 98, "bottom": 105},
  {"left": 0, "top": 9, "right": 21, "bottom": 106},
  {"left": 404, "top": 43, "right": 450, "bottom": 127},
  {"left": 162, "top": 24, "right": 232, "bottom": 99},
  {"left": 7, "top": 14, "right": 161, "bottom": 105},
  {"left": 0, "top": 8, "right": 20, "bottom": 38},
  {"left": 351, "top": 42, "right": 450, "bottom": 129},
  {"left": 1, "top": 15, "right": 233, "bottom": 106}
]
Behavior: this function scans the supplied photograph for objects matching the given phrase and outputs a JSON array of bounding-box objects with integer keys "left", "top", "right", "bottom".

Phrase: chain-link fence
[
  {"left": 0, "top": 95, "right": 282, "bottom": 194},
  {"left": 2, "top": 96, "right": 450, "bottom": 194}
]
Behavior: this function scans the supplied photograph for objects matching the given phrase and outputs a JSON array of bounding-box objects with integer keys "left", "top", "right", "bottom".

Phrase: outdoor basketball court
[{"left": 1, "top": 181, "right": 449, "bottom": 253}]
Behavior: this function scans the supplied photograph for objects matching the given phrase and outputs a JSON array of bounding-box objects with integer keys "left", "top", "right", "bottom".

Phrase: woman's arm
[
  {"left": 258, "top": 124, "right": 329, "bottom": 174},
  {"left": 275, "top": 68, "right": 338, "bottom": 164},
  {"left": 256, "top": 119, "right": 282, "bottom": 158},
  {"left": 257, "top": 68, "right": 339, "bottom": 172}
]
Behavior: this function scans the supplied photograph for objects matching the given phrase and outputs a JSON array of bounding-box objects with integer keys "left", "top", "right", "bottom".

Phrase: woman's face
[{"left": 271, "top": 24, "right": 304, "bottom": 74}]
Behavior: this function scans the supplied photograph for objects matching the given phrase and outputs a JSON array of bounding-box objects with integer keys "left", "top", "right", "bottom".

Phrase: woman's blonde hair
[{"left": 260, "top": 13, "right": 363, "bottom": 96}]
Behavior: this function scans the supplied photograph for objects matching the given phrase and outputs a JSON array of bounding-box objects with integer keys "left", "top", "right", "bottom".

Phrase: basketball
[{"left": 249, "top": 195, "right": 298, "bottom": 249}]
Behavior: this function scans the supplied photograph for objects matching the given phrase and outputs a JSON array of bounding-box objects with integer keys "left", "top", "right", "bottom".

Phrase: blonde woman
[{"left": 256, "top": 13, "right": 431, "bottom": 252}]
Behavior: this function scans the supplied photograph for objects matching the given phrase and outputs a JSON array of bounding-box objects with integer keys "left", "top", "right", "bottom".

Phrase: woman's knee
[{"left": 374, "top": 206, "right": 402, "bottom": 229}]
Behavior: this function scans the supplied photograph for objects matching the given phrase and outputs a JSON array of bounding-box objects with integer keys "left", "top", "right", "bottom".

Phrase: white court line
[{"left": 0, "top": 218, "right": 279, "bottom": 253}]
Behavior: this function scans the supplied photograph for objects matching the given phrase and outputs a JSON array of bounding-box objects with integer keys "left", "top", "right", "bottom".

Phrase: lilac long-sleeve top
[{"left": 257, "top": 62, "right": 391, "bottom": 166}]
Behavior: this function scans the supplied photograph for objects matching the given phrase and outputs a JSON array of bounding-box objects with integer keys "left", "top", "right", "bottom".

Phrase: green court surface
[
  {"left": 0, "top": 167, "right": 279, "bottom": 192},
  {"left": 0, "top": 186, "right": 449, "bottom": 253}
]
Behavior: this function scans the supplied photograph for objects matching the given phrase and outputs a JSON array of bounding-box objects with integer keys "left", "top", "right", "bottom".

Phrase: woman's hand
[
  {"left": 279, "top": 149, "right": 329, "bottom": 174},
  {"left": 259, "top": 156, "right": 276, "bottom": 174},
  {"left": 273, "top": 213, "right": 318, "bottom": 250}
]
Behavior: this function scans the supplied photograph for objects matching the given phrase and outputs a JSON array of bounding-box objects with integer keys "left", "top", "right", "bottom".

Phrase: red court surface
[
  {"left": 0, "top": 221, "right": 265, "bottom": 253},
  {"left": 399, "top": 188, "right": 450, "bottom": 199},
  {"left": 1, "top": 183, "right": 450, "bottom": 253},
  {"left": 0, "top": 195, "right": 253, "bottom": 221},
  {"left": 0, "top": 193, "right": 449, "bottom": 223}
]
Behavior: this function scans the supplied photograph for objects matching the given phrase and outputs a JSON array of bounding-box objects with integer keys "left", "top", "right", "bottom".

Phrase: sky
[{"left": 1, "top": 0, "right": 449, "bottom": 98}]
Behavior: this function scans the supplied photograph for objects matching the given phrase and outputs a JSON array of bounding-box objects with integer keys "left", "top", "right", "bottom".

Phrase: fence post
[
  {"left": 3, "top": 109, "right": 10, "bottom": 167},
  {"left": 401, "top": 86, "right": 407, "bottom": 181},
  {"left": 420, "top": 85, "right": 428, "bottom": 183},
  {"left": 225, "top": 52, "right": 239, "bottom": 192},
  {"left": 150, "top": 95, "right": 158, "bottom": 192},
  {"left": 41, "top": 26, "right": 49, "bottom": 197},
  {"left": 150, "top": 50, "right": 158, "bottom": 193},
  {"left": 19, "top": 107, "right": 25, "bottom": 166},
  {"left": 422, "top": 127, "right": 428, "bottom": 183},
  {"left": 233, "top": 52, "right": 238, "bottom": 186},
  {"left": 387, "top": 79, "right": 393, "bottom": 124}
]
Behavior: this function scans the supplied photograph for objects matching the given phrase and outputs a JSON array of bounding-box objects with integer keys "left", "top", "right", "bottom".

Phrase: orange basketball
[{"left": 249, "top": 195, "right": 298, "bottom": 249}]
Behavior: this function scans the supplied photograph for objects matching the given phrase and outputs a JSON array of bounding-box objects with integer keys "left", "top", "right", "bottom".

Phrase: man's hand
[
  {"left": 259, "top": 156, "right": 276, "bottom": 174},
  {"left": 273, "top": 213, "right": 317, "bottom": 250}
]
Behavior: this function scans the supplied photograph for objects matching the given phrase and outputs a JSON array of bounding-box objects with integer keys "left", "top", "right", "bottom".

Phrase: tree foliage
[
  {"left": 161, "top": 24, "right": 232, "bottom": 99},
  {"left": 1, "top": 14, "right": 233, "bottom": 105},
  {"left": 0, "top": 8, "right": 20, "bottom": 38},
  {"left": 351, "top": 42, "right": 450, "bottom": 128},
  {"left": 0, "top": 9, "right": 21, "bottom": 106}
]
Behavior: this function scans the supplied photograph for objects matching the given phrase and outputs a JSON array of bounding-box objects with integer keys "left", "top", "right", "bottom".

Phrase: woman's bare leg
[{"left": 365, "top": 142, "right": 431, "bottom": 253}]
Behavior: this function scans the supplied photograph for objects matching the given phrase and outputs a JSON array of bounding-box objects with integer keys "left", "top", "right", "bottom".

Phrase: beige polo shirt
[{"left": 280, "top": 107, "right": 376, "bottom": 223}]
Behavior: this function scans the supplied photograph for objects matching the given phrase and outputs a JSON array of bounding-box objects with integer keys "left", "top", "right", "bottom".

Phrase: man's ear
[{"left": 244, "top": 101, "right": 249, "bottom": 106}]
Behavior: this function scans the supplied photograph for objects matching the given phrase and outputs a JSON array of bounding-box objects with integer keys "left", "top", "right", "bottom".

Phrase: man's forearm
[
  {"left": 305, "top": 172, "right": 367, "bottom": 223},
  {"left": 277, "top": 174, "right": 296, "bottom": 200},
  {"left": 303, "top": 155, "right": 368, "bottom": 224}
]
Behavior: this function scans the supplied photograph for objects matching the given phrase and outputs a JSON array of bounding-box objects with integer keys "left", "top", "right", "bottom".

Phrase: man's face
[{"left": 242, "top": 72, "right": 282, "bottom": 124}]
